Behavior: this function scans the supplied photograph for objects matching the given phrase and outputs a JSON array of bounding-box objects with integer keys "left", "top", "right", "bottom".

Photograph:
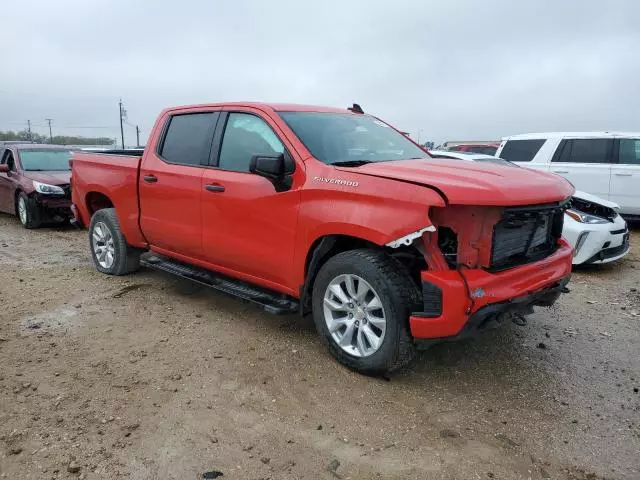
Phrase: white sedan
[{"left": 429, "top": 150, "right": 631, "bottom": 265}]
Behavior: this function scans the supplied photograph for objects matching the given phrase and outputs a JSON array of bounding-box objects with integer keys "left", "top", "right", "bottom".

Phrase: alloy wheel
[
  {"left": 322, "top": 274, "right": 387, "bottom": 357},
  {"left": 92, "top": 221, "right": 116, "bottom": 269},
  {"left": 18, "top": 197, "right": 27, "bottom": 225}
]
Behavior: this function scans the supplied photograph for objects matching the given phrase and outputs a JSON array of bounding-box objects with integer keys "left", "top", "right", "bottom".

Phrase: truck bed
[{"left": 71, "top": 151, "right": 146, "bottom": 247}]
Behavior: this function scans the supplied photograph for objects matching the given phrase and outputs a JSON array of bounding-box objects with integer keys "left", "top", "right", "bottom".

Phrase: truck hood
[
  {"left": 337, "top": 159, "right": 574, "bottom": 206},
  {"left": 22, "top": 171, "right": 71, "bottom": 185}
]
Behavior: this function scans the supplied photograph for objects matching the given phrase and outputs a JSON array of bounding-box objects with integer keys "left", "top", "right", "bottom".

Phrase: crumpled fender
[{"left": 293, "top": 172, "right": 446, "bottom": 287}]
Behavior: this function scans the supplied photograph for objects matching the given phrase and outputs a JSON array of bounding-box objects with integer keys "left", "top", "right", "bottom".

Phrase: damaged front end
[
  {"left": 387, "top": 201, "right": 573, "bottom": 342},
  {"left": 32, "top": 185, "right": 73, "bottom": 223}
]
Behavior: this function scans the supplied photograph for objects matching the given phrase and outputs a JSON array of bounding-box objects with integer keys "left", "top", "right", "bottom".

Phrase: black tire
[
  {"left": 311, "top": 249, "right": 421, "bottom": 375},
  {"left": 89, "top": 208, "right": 141, "bottom": 275},
  {"left": 16, "top": 192, "right": 41, "bottom": 229}
]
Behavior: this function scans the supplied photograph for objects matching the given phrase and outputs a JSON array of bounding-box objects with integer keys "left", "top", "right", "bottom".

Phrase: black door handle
[
  {"left": 143, "top": 175, "right": 158, "bottom": 183},
  {"left": 205, "top": 184, "right": 225, "bottom": 192}
]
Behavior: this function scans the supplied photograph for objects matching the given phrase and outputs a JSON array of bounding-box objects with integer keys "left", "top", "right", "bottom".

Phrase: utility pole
[
  {"left": 45, "top": 118, "right": 53, "bottom": 143},
  {"left": 135, "top": 126, "right": 140, "bottom": 147},
  {"left": 119, "top": 99, "right": 125, "bottom": 149},
  {"left": 27, "top": 120, "right": 32, "bottom": 142}
]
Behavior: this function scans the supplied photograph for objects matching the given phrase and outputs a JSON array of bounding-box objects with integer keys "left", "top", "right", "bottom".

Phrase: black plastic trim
[
  {"left": 612, "top": 138, "right": 620, "bottom": 165},
  {"left": 208, "top": 112, "right": 228, "bottom": 167},
  {"left": 299, "top": 236, "right": 338, "bottom": 315},
  {"left": 551, "top": 139, "right": 569, "bottom": 163},
  {"left": 141, "top": 253, "right": 299, "bottom": 314},
  {"left": 412, "top": 282, "right": 442, "bottom": 318}
]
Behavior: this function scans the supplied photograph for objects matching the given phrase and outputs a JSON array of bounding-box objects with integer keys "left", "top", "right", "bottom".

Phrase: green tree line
[{"left": 0, "top": 129, "right": 114, "bottom": 146}]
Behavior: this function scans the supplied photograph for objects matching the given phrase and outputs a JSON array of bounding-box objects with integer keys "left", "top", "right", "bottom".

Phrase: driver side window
[{"left": 218, "top": 113, "right": 284, "bottom": 173}]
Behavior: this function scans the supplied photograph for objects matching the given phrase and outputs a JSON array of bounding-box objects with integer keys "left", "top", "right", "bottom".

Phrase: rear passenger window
[
  {"left": 218, "top": 113, "right": 284, "bottom": 172},
  {"left": 618, "top": 139, "right": 640, "bottom": 165},
  {"left": 498, "top": 139, "right": 545, "bottom": 162},
  {"left": 558, "top": 139, "right": 610, "bottom": 164},
  {"left": 160, "top": 113, "right": 216, "bottom": 165}
]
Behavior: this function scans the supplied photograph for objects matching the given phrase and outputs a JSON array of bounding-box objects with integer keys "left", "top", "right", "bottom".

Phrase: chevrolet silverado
[{"left": 71, "top": 102, "right": 574, "bottom": 374}]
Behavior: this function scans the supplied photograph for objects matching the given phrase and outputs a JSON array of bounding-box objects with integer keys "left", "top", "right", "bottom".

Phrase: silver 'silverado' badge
[{"left": 313, "top": 176, "right": 359, "bottom": 187}]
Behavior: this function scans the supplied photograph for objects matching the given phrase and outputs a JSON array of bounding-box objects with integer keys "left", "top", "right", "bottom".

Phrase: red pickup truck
[{"left": 71, "top": 102, "right": 574, "bottom": 374}]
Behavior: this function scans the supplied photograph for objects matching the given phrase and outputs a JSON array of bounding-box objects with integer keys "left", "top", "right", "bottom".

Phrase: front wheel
[
  {"left": 17, "top": 193, "right": 41, "bottom": 229},
  {"left": 311, "top": 249, "right": 420, "bottom": 375},
  {"left": 89, "top": 208, "right": 141, "bottom": 275}
]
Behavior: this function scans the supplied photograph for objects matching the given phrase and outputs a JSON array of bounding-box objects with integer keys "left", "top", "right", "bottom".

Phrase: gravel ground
[{"left": 0, "top": 213, "right": 638, "bottom": 480}]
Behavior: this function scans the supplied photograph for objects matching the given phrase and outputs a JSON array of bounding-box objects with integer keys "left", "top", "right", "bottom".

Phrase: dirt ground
[{"left": 0, "top": 214, "right": 638, "bottom": 480}]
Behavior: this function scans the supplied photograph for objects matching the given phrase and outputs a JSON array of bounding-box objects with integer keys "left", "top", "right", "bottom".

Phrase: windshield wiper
[{"left": 330, "top": 160, "right": 374, "bottom": 167}]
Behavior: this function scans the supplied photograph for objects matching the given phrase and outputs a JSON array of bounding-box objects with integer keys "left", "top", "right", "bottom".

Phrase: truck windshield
[
  {"left": 18, "top": 149, "right": 73, "bottom": 171},
  {"left": 279, "top": 112, "right": 428, "bottom": 165}
]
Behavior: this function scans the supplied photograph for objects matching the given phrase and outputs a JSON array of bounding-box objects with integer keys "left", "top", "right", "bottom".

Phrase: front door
[
  {"left": 200, "top": 110, "right": 302, "bottom": 292},
  {"left": 610, "top": 138, "right": 640, "bottom": 215},
  {"left": 139, "top": 110, "right": 219, "bottom": 258},
  {"left": 549, "top": 138, "right": 612, "bottom": 200},
  {"left": 0, "top": 150, "right": 17, "bottom": 214}
]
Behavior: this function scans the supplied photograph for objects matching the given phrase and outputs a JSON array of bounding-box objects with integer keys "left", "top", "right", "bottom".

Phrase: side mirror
[
  {"left": 0, "top": 164, "right": 9, "bottom": 173},
  {"left": 250, "top": 153, "right": 285, "bottom": 181},
  {"left": 249, "top": 153, "right": 294, "bottom": 192}
]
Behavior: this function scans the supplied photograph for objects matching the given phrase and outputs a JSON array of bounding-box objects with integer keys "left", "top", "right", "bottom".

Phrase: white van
[{"left": 495, "top": 132, "right": 640, "bottom": 218}]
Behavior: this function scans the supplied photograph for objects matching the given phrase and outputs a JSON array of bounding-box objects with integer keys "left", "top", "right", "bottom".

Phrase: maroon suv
[{"left": 0, "top": 144, "right": 73, "bottom": 228}]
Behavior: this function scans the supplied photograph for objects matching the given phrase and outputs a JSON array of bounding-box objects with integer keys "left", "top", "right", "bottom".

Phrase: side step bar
[{"left": 140, "top": 254, "right": 299, "bottom": 315}]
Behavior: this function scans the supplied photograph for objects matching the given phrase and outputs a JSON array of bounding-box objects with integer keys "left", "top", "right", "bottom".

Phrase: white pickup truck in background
[{"left": 495, "top": 132, "right": 640, "bottom": 219}]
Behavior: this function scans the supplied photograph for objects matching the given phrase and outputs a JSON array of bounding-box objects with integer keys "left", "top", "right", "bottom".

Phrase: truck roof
[
  {"left": 164, "top": 102, "right": 352, "bottom": 114},
  {"left": 502, "top": 131, "right": 640, "bottom": 140}
]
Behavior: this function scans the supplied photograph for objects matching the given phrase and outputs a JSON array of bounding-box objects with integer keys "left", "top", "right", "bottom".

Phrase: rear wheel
[
  {"left": 89, "top": 208, "right": 141, "bottom": 275},
  {"left": 17, "top": 193, "right": 41, "bottom": 229},
  {"left": 312, "top": 249, "right": 420, "bottom": 375}
]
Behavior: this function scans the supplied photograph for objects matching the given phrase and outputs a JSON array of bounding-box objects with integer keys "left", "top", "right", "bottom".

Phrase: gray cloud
[{"left": 1, "top": 0, "right": 638, "bottom": 145}]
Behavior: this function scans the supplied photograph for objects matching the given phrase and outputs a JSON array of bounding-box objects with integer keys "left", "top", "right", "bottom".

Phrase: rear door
[
  {"left": 139, "top": 109, "right": 220, "bottom": 258},
  {"left": 549, "top": 138, "right": 612, "bottom": 199},
  {"left": 610, "top": 137, "right": 640, "bottom": 214}
]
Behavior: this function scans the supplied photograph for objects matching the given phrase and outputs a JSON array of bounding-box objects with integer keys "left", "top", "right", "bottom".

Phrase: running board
[{"left": 140, "top": 254, "right": 299, "bottom": 315}]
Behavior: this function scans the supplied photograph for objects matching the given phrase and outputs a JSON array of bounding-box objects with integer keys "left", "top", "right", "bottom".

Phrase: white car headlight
[
  {"left": 33, "top": 180, "right": 65, "bottom": 195},
  {"left": 566, "top": 209, "right": 609, "bottom": 225}
]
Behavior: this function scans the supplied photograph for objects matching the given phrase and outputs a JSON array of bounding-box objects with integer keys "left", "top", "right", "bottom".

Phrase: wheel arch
[
  {"left": 85, "top": 191, "right": 114, "bottom": 216},
  {"left": 299, "top": 233, "right": 424, "bottom": 315}
]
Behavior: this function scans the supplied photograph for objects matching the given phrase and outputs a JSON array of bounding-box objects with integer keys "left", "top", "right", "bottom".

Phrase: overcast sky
[{"left": 1, "top": 0, "right": 638, "bottom": 145}]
